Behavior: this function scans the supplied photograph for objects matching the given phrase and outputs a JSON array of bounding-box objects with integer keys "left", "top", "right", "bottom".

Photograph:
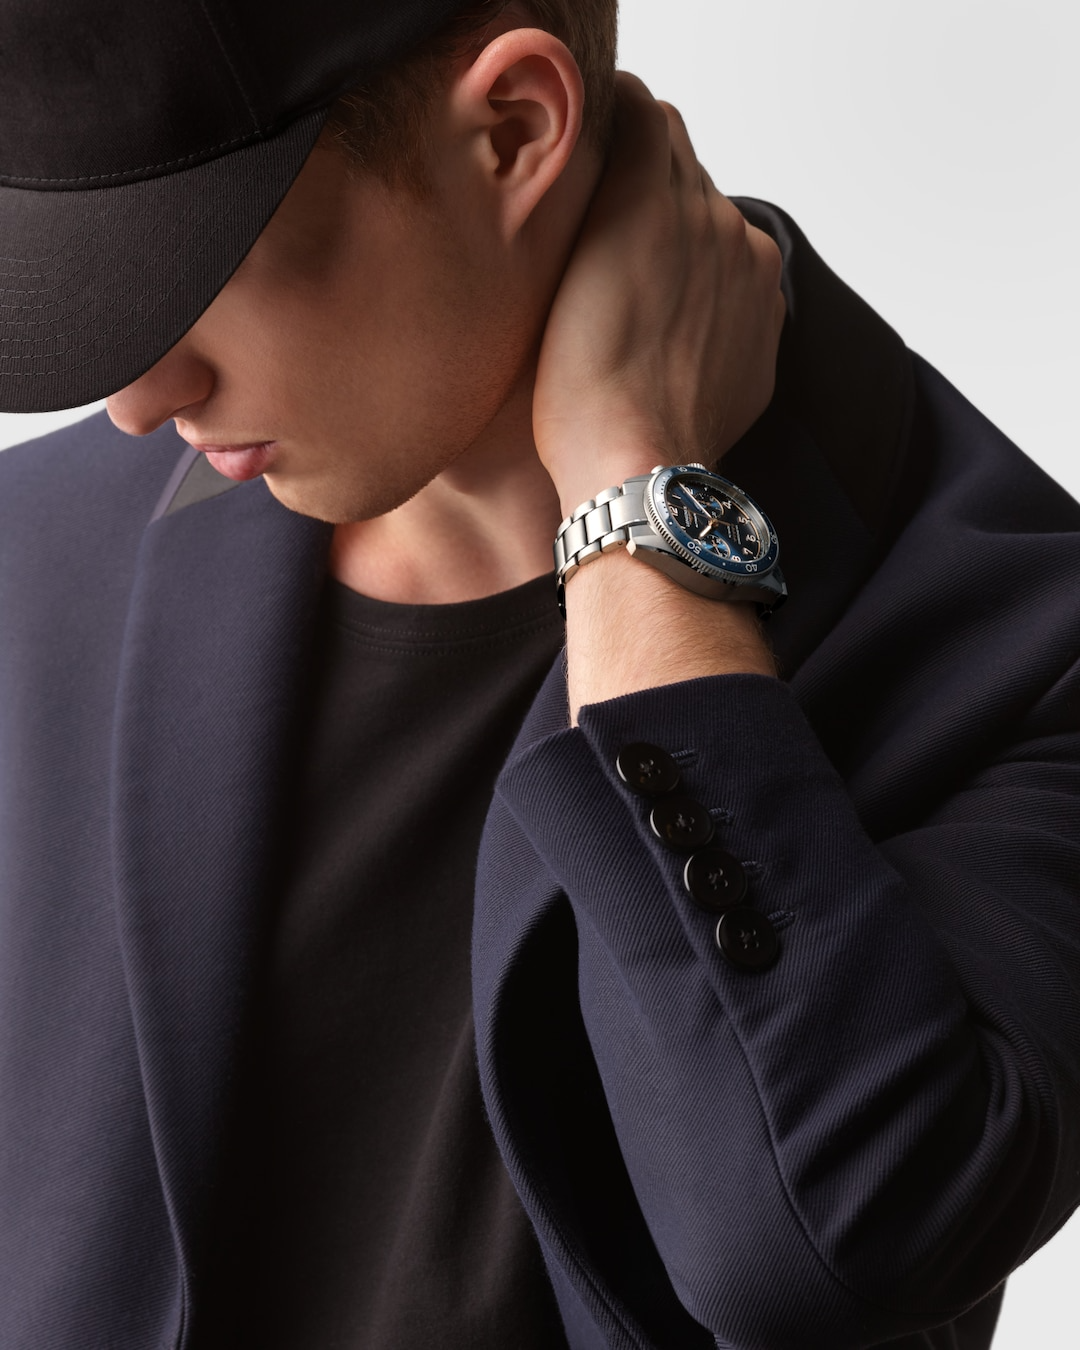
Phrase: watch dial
[{"left": 663, "top": 474, "right": 767, "bottom": 564}]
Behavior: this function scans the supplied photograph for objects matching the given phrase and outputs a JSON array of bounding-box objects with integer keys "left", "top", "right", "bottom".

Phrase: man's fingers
[
  {"left": 606, "top": 71, "right": 675, "bottom": 189},
  {"left": 606, "top": 75, "right": 728, "bottom": 224},
  {"left": 746, "top": 223, "right": 785, "bottom": 294},
  {"left": 656, "top": 99, "right": 699, "bottom": 190},
  {"left": 655, "top": 96, "right": 739, "bottom": 243}
]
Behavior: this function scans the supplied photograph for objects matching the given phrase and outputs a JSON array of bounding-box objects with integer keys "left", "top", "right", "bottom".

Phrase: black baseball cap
[{"left": 0, "top": 0, "right": 469, "bottom": 413}]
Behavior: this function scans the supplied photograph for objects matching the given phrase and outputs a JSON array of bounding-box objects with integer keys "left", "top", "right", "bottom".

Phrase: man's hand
[
  {"left": 538, "top": 75, "right": 784, "bottom": 721},
  {"left": 533, "top": 73, "right": 786, "bottom": 517}
]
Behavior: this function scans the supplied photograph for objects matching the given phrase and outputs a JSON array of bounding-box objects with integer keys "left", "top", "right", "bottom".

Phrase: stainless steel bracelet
[{"left": 553, "top": 473, "right": 653, "bottom": 605}]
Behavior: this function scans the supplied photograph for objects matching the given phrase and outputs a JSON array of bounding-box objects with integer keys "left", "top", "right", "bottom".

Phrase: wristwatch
[{"left": 554, "top": 463, "right": 787, "bottom": 616}]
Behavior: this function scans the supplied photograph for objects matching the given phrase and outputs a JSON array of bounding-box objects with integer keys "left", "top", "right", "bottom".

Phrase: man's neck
[{"left": 329, "top": 377, "right": 563, "bottom": 604}]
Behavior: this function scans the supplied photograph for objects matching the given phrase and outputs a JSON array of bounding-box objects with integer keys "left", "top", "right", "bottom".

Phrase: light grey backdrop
[{"left": 0, "top": 3, "right": 1076, "bottom": 1342}]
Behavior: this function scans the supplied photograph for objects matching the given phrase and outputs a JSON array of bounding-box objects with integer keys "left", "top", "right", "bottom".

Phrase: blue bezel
[{"left": 645, "top": 467, "right": 781, "bottom": 579}]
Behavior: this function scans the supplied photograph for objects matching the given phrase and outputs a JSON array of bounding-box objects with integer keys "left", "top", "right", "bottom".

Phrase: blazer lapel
[{"left": 110, "top": 471, "right": 331, "bottom": 1291}]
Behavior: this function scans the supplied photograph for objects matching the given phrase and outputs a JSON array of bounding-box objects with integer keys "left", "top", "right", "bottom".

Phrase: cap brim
[{"left": 0, "top": 109, "right": 327, "bottom": 414}]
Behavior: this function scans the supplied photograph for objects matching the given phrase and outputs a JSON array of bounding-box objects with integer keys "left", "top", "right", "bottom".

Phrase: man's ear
[{"left": 444, "top": 28, "right": 585, "bottom": 239}]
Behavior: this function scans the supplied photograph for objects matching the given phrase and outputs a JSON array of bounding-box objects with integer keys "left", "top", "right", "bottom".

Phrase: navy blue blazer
[{"left": 0, "top": 203, "right": 1078, "bottom": 1349}]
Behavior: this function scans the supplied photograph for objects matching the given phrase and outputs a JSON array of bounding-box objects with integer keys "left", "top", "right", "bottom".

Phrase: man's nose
[{"left": 105, "top": 341, "right": 214, "bottom": 436}]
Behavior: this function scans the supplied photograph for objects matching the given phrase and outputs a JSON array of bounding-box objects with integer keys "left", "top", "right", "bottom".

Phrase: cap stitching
[
  {"left": 1, "top": 208, "right": 185, "bottom": 298},
  {"left": 0, "top": 133, "right": 257, "bottom": 187},
  {"left": 0, "top": 179, "right": 200, "bottom": 279},
  {"left": 0, "top": 180, "right": 207, "bottom": 319},
  {"left": 0, "top": 114, "right": 322, "bottom": 390},
  {"left": 0, "top": 110, "right": 323, "bottom": 269},
  {"left": 0, "top": 155, "right": 264, "bottom": 375}
]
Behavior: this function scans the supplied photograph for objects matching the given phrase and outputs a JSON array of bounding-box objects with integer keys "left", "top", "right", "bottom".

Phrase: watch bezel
[{"left": 644, "top": 466, "right": 781, "bottom": 581}]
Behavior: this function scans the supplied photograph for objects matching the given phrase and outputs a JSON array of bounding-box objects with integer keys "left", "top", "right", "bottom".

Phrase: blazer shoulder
[{"left": 733, "top": 196, "right": 914, "bottom": 539}]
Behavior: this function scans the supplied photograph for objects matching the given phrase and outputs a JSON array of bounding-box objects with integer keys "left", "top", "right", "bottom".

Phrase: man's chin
[{"left": 262, "top": 470, "right": 404, "bottom": 526}]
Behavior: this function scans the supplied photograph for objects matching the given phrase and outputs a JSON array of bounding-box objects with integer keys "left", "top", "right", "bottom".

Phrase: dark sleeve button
[
  {"left": 683, "top": 848, "right": 748, "bottom": 911},
  {"left": 716, "top": 908, "right": 779, "bottom": 970},
  {"left": 615, "top": 742, "right": 681, "bottom": 796},
  {"left": 650, "top": 796, "right": 715, "bottom": 851}
]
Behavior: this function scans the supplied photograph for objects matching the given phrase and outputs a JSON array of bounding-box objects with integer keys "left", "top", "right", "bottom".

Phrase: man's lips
[{"left": 189, "top": 441, "right": 277, "bottom": 483}]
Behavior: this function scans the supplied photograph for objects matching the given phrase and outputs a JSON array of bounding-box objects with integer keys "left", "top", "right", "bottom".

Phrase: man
[{"left": 1, "top": 1, "right": 1078, "bottom": 1348}]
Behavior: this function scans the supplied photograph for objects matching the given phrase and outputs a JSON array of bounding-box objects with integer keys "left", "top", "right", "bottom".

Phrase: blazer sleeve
[
  {"left": 483, "top": 350, "right": 1080, "bottom": 1349},
  {"left": 489, "top": 654, "right": 1080, "bottom": 1348}
]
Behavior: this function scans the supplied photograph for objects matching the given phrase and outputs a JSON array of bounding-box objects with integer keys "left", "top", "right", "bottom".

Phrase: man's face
[{"left": 106, "top": 141, "right": 543, "bottom": 524}]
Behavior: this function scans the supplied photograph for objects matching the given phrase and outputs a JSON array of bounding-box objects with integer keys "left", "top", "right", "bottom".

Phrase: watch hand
[{"left": 674, "top": 484, "right": 703, "bottom": 514}]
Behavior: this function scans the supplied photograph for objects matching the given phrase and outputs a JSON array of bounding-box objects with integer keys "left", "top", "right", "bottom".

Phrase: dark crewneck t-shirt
[{"left": 231, "top": 573, "right": 569, "bottom": 1348}]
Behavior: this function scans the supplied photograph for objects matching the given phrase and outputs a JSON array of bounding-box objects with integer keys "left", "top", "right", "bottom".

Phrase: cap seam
[
  {"left": 0, "top": 134, "right": 259, "bottom": 187},
  {"left": 0, "top": 153, "right": 266, "bottom": 375},
  {"left": 0, "top": 183, "right": 206, "bottom": 285},
  {"left": 195, "top": 0, "right": 261, "bottom": 132},
  {"left": 0, "top": 111, "right": 322, "bottom": 279},
  {"left": 0, "top": 102, "right": 323, "bottom": 189},
  {"left": 0, "top": 170, "right": 225, "bottom": 326}
]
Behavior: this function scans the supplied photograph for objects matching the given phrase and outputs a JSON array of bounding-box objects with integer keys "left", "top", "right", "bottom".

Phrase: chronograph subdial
[{"left": 664, "top": 479, "right": 765, "bottom": 564}]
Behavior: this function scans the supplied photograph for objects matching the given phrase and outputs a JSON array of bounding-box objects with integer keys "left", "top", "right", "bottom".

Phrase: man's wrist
[
  {"left": 537, "top": 424, "right": 679, "bottom": 520},
  {"left": 553, "top": 459, "right": 664, "bottom": 521},
  {"left": 563, "top": 548, "right": 777, "bottom": 724}
]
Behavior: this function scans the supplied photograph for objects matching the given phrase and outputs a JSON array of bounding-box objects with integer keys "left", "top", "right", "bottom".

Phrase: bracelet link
[
  {"left": 584, "top": 501, "right": 612, "bottom": 543},
  {"left": 554, "top": 474, "right": 654, "bottom": 616}
]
